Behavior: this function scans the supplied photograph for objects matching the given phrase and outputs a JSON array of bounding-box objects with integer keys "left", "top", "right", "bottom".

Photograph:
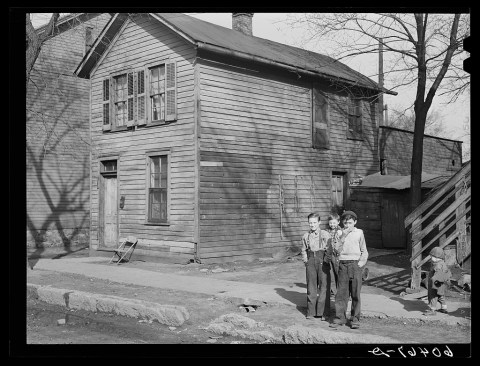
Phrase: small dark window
[
  {"left": 101, "top": 160, "right": 117, "bottom": 173},
  {"left": 347, "top": 97, "right": 363, "bottom": 140}
]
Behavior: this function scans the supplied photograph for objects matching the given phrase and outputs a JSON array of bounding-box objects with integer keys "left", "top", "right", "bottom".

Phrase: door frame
[
  {"left": 331, "top": 171, "right": 348, "bottom": 215},
  {"left": 98, "top": 156, "right": 119, "bottom": 248}
]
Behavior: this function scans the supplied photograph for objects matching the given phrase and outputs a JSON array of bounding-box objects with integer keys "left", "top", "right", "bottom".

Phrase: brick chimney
[{"left": 232, "top": 13, "right": 254, "bottom": 36}]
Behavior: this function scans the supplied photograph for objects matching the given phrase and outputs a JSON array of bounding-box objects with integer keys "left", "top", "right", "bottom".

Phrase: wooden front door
[
  {"left": 102, "top": 176, "right": 118, "bottom": 248},
  {"left": 381, "top": 193, "right": 407, "bottom": 248}
]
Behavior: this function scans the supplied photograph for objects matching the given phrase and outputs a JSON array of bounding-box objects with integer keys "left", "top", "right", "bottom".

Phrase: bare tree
[
  {"left": 285, "top": 13, "right": 469, "bottom": 213},
  {"left": 26, "top": 13, "right": 60, "bottom": 85},
  {"left": 388, "top": 107, "right": 451, "bottom": 138}
]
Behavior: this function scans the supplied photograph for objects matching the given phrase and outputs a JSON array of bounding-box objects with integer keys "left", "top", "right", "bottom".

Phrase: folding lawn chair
[{"left": 109, "top": 236, "right": 138, "bottom": 264}]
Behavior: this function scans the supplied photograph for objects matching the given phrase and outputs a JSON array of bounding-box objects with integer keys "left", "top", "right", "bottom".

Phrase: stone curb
[
  {"left": 205, "top": 313, "right": 400, "bottom": 344},
  {"left": 27, "top": 283, "right": 189, "bottom": 326}
]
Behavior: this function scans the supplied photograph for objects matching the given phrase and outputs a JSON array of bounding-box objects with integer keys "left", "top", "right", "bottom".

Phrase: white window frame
[{"left": 145, "top": 150, "right": 171, "bottom": 225}]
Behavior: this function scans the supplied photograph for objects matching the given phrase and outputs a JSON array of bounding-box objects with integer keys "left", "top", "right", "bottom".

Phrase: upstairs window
[
  {"left": 312, "top": 86, "right": 330, "bottom": 150},
  {"left": 114, "top": 74, "right": 128, "bottom": 127},
  {"left": 149, "top": 65, "right": 165, "bottom": 122},
  {"left": 146, "top": 61, "right": 177, "bottom": 124},
  {"left": 101, "top": 61, "right": 176, "bottom": 132},
  {"left": 347, "top": 97, "right": 363, "bottom": 140}
]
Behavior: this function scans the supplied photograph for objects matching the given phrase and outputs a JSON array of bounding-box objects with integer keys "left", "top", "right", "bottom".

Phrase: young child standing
[
  {"left": 330, "top": 210, "right": 368, "bottom": 329},
  {"left": 326, "top": 213, "right": 343, "bottom": 295},
  {"left": 301, "top": 212, "right": 331, "bottom": 320},
  {"left": 424, "top": 247, "right": 452, "bottom": 316}
]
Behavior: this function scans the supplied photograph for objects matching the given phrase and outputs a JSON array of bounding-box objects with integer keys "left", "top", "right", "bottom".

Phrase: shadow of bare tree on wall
[{"left": 27, "top": 75, "right": 90, "bottom": 268}]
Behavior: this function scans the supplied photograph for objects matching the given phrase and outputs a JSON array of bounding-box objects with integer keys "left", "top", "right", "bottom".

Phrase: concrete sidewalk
[{"left": 27, "top": 256, "right": 470, "bottom": 327}]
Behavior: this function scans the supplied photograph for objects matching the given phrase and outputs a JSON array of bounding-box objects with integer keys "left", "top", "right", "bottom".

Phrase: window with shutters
[
  {"left": 146, "top": 61, "right": 177, "bottom": 124},
  {"left": 347, "top": 97, "right": 363, "bottom": 140},
  {"left": 102, "top": 79, "right": 110, "bottom": 131},
  {"left": 136, "top": 69, "right": 146, "bottom": 125},
  {"left": 312, "top": 86, "right": 330, "bottom": 150},
  {"left": 149, "top": 65, "right": 165, "bottom": 122},
  {"left": 101, "top": 61, "right": 176, "bottom": 132},
  {"left": 114, "top": 74, "right": 128, "bottom": 127},
  {"left": 146, "top": 152, "right": 169, "bottom": 224}
]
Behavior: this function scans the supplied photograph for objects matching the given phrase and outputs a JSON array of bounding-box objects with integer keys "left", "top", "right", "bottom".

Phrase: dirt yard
[{"left": 26, "top": 246, "right": 471, "bottom": 344}]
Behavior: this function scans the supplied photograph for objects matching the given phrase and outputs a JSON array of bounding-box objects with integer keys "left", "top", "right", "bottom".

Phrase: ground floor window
[{"left": 147, "top": 154, "right": 168, "bottom": 223}]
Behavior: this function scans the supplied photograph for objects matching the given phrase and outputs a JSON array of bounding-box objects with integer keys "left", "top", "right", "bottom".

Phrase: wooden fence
[{"left": 404, "top": 161, "right": 471, "bottom": 290}]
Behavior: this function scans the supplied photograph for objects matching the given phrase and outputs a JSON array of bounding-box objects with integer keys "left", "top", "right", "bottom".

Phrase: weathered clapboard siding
[
  {"left": 26, "top": 14, "right": 112, "bottom": 248},
  {"left": 89, "top": 15, "right": 197, "bottom": 256},
  {"left": 379, "top": 126, "right": 462, "bottom": 176},
  {"left": 197, "top": 57, "right": 380, "bottom": 262}
]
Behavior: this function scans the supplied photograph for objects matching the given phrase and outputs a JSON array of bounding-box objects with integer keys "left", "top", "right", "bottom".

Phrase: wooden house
[
  {"left": 27, "top": 13, "right": 112, "bottom": 249},
  {"left": 74, "top": 13, "right": 397, "bottom": 263}
]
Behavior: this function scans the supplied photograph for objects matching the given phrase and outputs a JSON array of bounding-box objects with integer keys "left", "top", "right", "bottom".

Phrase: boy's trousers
[
  {"left": 305, "top": 250, "right": 331, "bottom": 317},
  {"left": 334, "top": 260, "right": 363, "bottom": 322},
  {"left": 428, "top": 287, "right": 447, "bottom": 309},
  {"left": 330, "top": 255, "right": 339, "bottom": 295}
]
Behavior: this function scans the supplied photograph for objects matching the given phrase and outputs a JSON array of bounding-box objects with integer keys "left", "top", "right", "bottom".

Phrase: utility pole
[
  {"left": 378, "top": 38, "right": 385, "bottom": 126},
  {"left": 379, "top": 38, "right": 388, "bottom": 175}
]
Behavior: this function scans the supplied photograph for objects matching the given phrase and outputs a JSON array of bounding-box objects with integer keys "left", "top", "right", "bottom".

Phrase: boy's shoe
[
  {"left": 437, "top": 308, "right": 448, "bottom": 314},
  {"left": 329, "top": 319, "right": 346, "bottom": 328},
  {"left": 306, "top": 315, "right": 313, "bottom": 320},
  {"left": 350, "top": 319, "right": 360, "bottom": 329},
  {"left": 362, "top": 267, "right": 370, "bottom": 281},
  {"left": 315, "top": 315, "right": 328, "bottom": 321},
  {"left": 423, "top": 309, "right": 437, "bottom": 316}
]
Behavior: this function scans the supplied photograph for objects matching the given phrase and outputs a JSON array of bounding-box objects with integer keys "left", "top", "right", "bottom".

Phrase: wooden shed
[
  {"left": 74, "top": 13, "right": 397, "bottom": 263},
  {"left": 349, "top": 172, "right": 449, "bottom": 249}
]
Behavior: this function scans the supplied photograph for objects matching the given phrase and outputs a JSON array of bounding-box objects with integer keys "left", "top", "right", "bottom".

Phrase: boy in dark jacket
[{"left": 424, "top": 247, "right": 452, "bottom": 316}]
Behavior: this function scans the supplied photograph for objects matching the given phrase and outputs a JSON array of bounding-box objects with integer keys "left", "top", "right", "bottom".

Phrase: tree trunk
[{"left": 410, "top": 108, "right": 427, "bottom": 210}]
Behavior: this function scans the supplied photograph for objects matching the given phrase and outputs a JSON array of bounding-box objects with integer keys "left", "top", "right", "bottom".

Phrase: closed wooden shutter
[
  {"left": 347, "top": 99, "right": 362, "bottom": 139},
  {"left": 165, "top": 61, "right": 177, "bottom": 122},
  {"left": 126, "top": 72, "right": 134, "bottom": 126},
  {"left": 312, "top": 87, "right": 329, "bottom": 149},
  {"left": 102, "top": 78, "right": 111, "bottom": 131},
  {"left": 136, "top": 69, "right": 146, "bottom": 126}
]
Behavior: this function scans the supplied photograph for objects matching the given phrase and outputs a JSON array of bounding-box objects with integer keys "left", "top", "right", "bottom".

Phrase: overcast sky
[{"left": 30, "top": 12, "right": 470, "bottom": 153}]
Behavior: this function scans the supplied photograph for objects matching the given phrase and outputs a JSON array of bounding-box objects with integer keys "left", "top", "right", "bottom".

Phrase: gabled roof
[
  {"left": 75, "top": 12, "right": 396, "bottom": 95},
  {"left": 75, "top": 13, "right": 130, "bottom": 79}
]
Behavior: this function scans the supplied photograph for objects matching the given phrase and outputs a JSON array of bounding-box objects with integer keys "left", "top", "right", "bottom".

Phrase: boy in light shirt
[{"left": 330, "top": 210, "right": 368, "bottom": 329}]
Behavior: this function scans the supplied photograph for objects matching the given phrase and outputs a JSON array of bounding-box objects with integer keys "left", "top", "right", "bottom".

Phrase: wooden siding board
[{"left": 196, "top": 57, "right": 381, "bottom": 260}]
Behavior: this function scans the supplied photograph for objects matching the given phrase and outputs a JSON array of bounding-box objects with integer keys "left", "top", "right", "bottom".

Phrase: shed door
[{"left": 381, "top": 193, "right": 407, "bottom": 248}]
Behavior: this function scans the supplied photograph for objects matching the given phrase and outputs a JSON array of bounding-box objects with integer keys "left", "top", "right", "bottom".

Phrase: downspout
[{"left": 193, "top": 55, "right": 201, "bottom": 263}]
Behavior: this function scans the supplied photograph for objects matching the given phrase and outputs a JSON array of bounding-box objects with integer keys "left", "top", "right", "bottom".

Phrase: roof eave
[
  {"left": 196, "top": 42, "right": 395, "bottom": 95},
  {"left": 74, "top": 13, "right": 129, "bottom": 79}
]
